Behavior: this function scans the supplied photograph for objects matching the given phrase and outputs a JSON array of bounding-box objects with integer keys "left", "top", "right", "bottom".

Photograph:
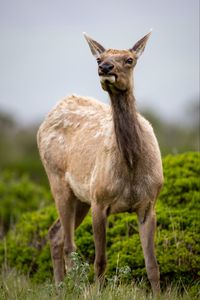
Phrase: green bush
[
  {"left": 0, "top": 205, "right": 57, "bottom": 282},
  {"left": 0, "top": 171, "right": 51, "bottom": 236},
  {"left": 160, "top": 152, "right": 200, "bottom": 208},
  {"left": 0, "top": 152, "right": 199, "bottom": 285}
]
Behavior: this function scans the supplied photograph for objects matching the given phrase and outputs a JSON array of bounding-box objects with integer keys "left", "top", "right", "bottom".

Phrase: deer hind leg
[
  {"left": 92, "top": 203, "right": 107, "bottom": 286},
  {"left": 46, "top": 174, "right": 77, "bottom": 277},
  {"left": 48, "top": 178, "right": 90, "bottom": 284},
  {"left": 49, "top": 219, "right": 64, "bottom": 285},
  {"left": 137, "top": 204, "right": 160, "bottom": 295}
]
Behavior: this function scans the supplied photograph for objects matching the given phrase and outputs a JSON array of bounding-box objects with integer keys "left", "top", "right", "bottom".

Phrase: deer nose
[{"left": 99, "top": 63, "right": 114, "bottom": 74}]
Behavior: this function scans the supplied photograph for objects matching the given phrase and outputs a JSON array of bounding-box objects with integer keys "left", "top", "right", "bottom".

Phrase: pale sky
[{"left": 0, "top": 0, "right": 199, "bottom": 124}]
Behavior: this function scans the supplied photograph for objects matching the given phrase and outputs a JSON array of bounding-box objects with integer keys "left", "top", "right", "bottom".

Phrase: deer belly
[{"left": 65, "top": 172, "right": 91, "bottom": 204}]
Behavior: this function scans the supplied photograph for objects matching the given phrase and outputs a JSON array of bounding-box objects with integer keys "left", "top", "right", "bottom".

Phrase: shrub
[
  {"left": 0, "top": 152, "right": 199, "bottom": 285},
  {"left": 0, "top": 171, "right": 51, "bottom": 236},
  {"left": 160, "top": 152, "right": 200, "bottom": 208},
  {"left": 0, "top": 205, "right": 57, "bottom": 282}
]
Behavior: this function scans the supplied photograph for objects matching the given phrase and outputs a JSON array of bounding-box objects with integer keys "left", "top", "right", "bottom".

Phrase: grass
[
  {"left": 0, "top": 269, "right": 199, "bottom": 300},
  {"left": 0, "top": 252, "right": 199, "bottom": 300},
  {"left": 0, "top": 251, "right": 199, "bottom": 300}
]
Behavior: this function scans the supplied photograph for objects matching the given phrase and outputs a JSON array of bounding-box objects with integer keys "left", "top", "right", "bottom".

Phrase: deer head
[{"left": 84, "top": 31, "right": 151, "bottom": 93}]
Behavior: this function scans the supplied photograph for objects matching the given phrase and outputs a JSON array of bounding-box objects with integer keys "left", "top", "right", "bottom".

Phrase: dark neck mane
[{"left": 109, "top": 89, "right": 142, "bottom": 170}]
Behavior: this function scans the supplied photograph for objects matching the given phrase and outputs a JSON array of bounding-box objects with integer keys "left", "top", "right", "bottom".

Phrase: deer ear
[
  {"left": 83, "top": 33, "right": 106, "bottom": 58},
  {"left": 131, "top": 30, "right": 152, "bottom": 58}
]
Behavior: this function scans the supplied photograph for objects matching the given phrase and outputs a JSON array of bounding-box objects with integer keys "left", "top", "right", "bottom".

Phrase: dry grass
[{"left": 0, "top": 268, "right": 199, "bottom": 300}]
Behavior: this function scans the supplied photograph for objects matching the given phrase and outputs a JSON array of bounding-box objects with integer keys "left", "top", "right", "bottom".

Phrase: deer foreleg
[
  {"left": 138, "top": 207, "right": 160, "bottom": 295},
  {"left": 92, "top": 203, "right": 107, "bottom": 285}
]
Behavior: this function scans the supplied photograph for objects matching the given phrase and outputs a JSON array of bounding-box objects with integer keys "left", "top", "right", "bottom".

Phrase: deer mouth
[{"left": 99, "top": 74, "right": 116, "bottom": 84}]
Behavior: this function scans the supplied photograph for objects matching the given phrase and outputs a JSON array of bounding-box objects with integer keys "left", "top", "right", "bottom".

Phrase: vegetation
[
  {"left": 0, "top": 171, "right": 51, "bottom": 237},
  {"left": 0, "top": 110, "right": 48, "bottom": 186},
  {"left": 142, "top": 104, "right": 199, "bottom": 155},
  {"left": 0, "top": 152, "right": 199, "bottom": 299},
  {"left": 0, "top": 109, "right": 199, "bottom": 298},
  {"left": 0, "top": 267, "right": 198, "bottom": 300}
]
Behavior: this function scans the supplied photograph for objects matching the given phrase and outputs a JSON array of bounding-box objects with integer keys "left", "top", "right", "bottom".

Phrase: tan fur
[{"left": 37, "top": 32, "right": 163, "bottom": 294}]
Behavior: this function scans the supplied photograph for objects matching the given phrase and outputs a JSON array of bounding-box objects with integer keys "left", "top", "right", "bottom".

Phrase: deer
[{"left": 37, "top": 31, "right": 163, "bottom": 295}]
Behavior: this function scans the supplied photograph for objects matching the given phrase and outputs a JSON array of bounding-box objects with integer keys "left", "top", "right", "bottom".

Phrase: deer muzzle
[{"left": 99, "top": 75, "right": 116, "bottom": 84}]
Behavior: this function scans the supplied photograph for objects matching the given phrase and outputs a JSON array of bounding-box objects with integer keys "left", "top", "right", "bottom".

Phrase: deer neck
[{"left": 108, "top": 88, "right": 142, "bottom": 170}]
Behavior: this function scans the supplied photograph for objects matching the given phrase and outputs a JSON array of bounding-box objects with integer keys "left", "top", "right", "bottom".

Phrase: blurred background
[{"left": 0, "top": 0, "right": 199, "bottom": 182}]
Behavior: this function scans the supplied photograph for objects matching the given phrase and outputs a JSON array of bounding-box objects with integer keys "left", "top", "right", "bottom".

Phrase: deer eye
[
  {"left": 96, "top": 58, "right": 101, "bottom": 65},
  {"left": 126, "top": 57, "right": 133, "bottom": 65}
]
